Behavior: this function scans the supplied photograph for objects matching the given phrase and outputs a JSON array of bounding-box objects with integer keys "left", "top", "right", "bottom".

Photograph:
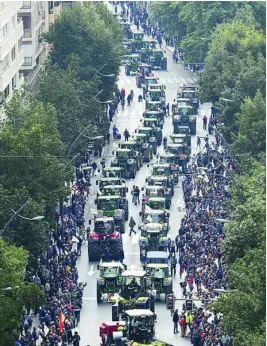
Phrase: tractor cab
[
  {"left": 101, "top": 185, "right": 128, "bottom": 198},
  {"left": 111, "top": 149, "right": 140, "bottom": 178},
  {"left": 120, "top": 271, "right": 147, "bottom": 300},
  {"left": 170, "top": 134, "right": 191, "bottom": 155},
  {"left": 149, "top": 49, "right": 167, "bottom": 70},
  {"left": 176, "top": 97, "right": 191, "bottom": 107},
  {"left": 132, "top": 133, "right": 154, "bottom": 162},
  {"left": 137, "top": 126, "right": 162, "bottom": 146},
  {"left": 147, "top": 85, "right": 166, "bottom": 105},
  {"left": 97, "top": 261, "right": 126, "bottom": 304},
  {"left": 174, "top": 125, "right": 191, "bottom": 146},
  {"left": 145, "top": 263, "right": 172, "bottom": 300},
  {"left": 152, "top": 163, "right": 172, "bottom": 177},
  {"left": 142, "top": 76, "right": 159, "bottom": 98},
  {"left": 146, "top": 251, "right": 169, "bottom": 264},
  {"left": 141, "top": 207, "right": 170, "bottom": 234},
  {"left": 136, "top": 63, "right": 154, "bottom": 87},
  {"left": 173, "top": 106, "right": 196, "bottom": 135},
  {"left": 143, "top": 185, "right": 164, "bottom": 198},
  {"left": 146, "top": 100, "right": 164, "bottom": 113},
  {"left": 126, "top": 309, "right": 157, "bottom": 343},
  {"left": 166, "top": 144, "right": 188, "bottom": 172},
  {"left": 125, "top": 53, "right": 140, "bottom": 75},
  {"left": 88, "top": 217, "right": 122, "bottom": 262},
  {"left": 142, "top": 117, "right": 162, "bottom": 130},
  {"left": 103, "top": 167, "right": 124, "bottom": 178},
  {"left": 146, "top": 175, "right": 176, "bottom": 192},
  {"left": 143, "top": 110, "right": 165, "bottom": 125},
  {"left": 139, "top": 223, "right": 169, "bottom": 254},
  {"left": 96, "top": 178, "right": 127, "bottom": 197},
  {"left": 142, "top": 197, "right": 167, "bottom": 212},
  {"left": 178, "top": 85, "right": 199, "bottom": 112},
  {"left": 140, "top": 38, "right": 157, "bottom": 62},
  {"left": 159, "top": 154, "right": 180, "bottom": 178}
]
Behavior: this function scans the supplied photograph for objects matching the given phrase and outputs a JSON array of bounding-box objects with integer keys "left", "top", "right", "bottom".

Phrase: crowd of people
[{"left": 17, "top": 172, "right": 91, "bottom": 346}]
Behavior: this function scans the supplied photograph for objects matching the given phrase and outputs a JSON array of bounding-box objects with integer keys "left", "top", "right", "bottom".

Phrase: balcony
[
  {"left": 23, "top": 29, "right": 32, "bottom": 38},
  {"left": 21, "top": 1, "right": 31, "bottom": 9},
  {"left": 23, "top": 57, "right": 32, "bottom": 67}
]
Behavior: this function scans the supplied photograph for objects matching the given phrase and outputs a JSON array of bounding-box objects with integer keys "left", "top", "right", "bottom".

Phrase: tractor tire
[
  {"left": 125, "top": 66, "right": 130, "bottom": 76},
  {"left": 161, "top": 60, "right": 167, "bottom": 70},
  {"left": 124, "top": 200, "right": 129, "bottom": 221},
  {"left": 88, "top": 239, "right": 101, "bottom": 261},
  {"left": 150, "top": 298, "right": 155, "bottom": 312},
  {"left": 110, "top": 239, "right": 123, "bottom": 260},
  {"left": 97, "top": 283, "right": 101, "bottom": 304},
  {"left": 120, "top": 221, "right": 125, "bottom": 234},
  {"left": 190, "top": 122, "right": 197, "bottom": 135}
]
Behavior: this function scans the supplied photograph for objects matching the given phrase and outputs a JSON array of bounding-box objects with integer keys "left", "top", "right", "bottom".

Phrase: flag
[{"left": 59, "top": 311, "right": 65, "bottom": 334}]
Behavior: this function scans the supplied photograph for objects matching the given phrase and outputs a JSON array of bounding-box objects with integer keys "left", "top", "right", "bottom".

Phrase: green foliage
[{"left": 0, "top": 239, "right": 45, "bottom": 344}]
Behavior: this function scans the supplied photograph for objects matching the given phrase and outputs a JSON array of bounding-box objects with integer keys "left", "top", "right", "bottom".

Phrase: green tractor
[
  {"left": 99, "top": 309, "right": 173, "bottom": 346},
  {"left": 170, "top": 134, "right": 191, "bottom": 155},
  {"left": 166, "top": 144, "right": 189, "bottom": 172},
  {"left": 118, "top": 141, "right": 143, "bottom": 168},
  {"left": 173, "top": 104, "right": 196, "bottom": 135},
  {"left": 143, "top": 110, "right": 165, "bottom": 126},
  {"left": 173, "top": 125, "right": 191, "bottom": 146},
  {"left": 147, "top": 84, "right": 166, "bottom": 106},
  {"left": 146, "top": 263, "right": 173, "bottom": 301},
  {"left": 132, "top": 133, "right": 154, "bottom": 162},
  {"left": 96, "top": 261, "right": 126, "bottom": 304},
  {"left": 96, "top": 177, "right": 127, "bottom": 197},
  {"left": 140, "top": 208, "right": 170, "bottom": 235},
  {"left": 142, "top": 197, "right": 168, "bottom": 216},
  {"left": 111, "top": 149, "right": 139, "bottom": 178},
  {"left": 136, "top": 63, "right": 154, "bottom": 88},
  {"left": 100, "top": 185, "right": 128, "bottom": 198},
  {"left": 142, "top": 117, "right": 163, "bottom": 130},
  {"left": 131, "top": 32, "right": 145, "bottom": 53},
  {"left": 140, "top": 38, "right": 157, "bottom": 62},
  {"left": 95, "top": 195, "right": 128, "bottom": 232},
  {"left": 149, "top": 49, "right": 167, "bottom": 70},
  {"left": 139, "top": 222, "right": 169, "bottom": 255},
  {"left": 146, "top": 174, "right": 176, "bottom": 194},
  {"left": 136, "top": 126, "right": 162, "bottom": 147},
  {"left": 159, "top": 154, "right": 180, "bottom": 177},
  {"left": 125, "top": 53, "right": 140, "bottom": 76},
  {"left": 142, "top": 76, "right": 159, "bottom": 99},
  {"left": 88, "top": 217, "right": 123, "bottom": 262},
  {"left": 142, "top": 185, "right": 171, "bottom": 209},
  {"left": 103, "top": 167, "right": 124, "bottom": 178},
  {"left": 178, "top": 84, "right": 199, "bottom": 114}
]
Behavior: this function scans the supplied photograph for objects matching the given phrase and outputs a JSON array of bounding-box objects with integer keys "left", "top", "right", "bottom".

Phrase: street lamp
[
  {"left": 90, "top": 64, "right": 116, "bottom": 81},
  {"left": 11, "top": 210, "right": 44, "bottom": 221}
]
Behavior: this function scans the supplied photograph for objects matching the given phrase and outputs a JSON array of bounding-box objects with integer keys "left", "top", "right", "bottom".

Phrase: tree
[
  {"left": 0, "top": 239, "right": 45, "bottom": 344},
  {"left": 44, "top": 3, "right": 124, "bottom": 100}
]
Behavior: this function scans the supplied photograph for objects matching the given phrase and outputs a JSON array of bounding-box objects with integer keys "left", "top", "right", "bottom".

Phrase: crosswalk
[{"left": 119, "top": 74, "right": 197, "bottom": 87}]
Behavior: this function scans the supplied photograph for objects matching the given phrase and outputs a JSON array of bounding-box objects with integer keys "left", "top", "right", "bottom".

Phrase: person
[
  {"left": 141, "top": 248, "right": 146, "bottom": 268},
  {"left": 131, "top": 185, "right": 137, "bottom": 203},
  {"left": 106, "top": 131, "right": 110, "bottom": 143},
  {"left": 130, "top": 89, "right": 134, "bottom": 101},
  {"left": 129, "top": 217, "right": 136, "bottom": 236},
  {"left": 179, "top": 314, "right": 186, "bottom": 337},
  {"left": 127, "top": 93, "right": 132, "bottom": 106},
  {"left": 124, "top": 129, "right": 130, "bottom": 141},
  {"left": 135, "top": 186, "right": 140, "bottom": 205},
  {"left": 72, "top": 331, "right": 81, "bottom": 346},
  {"left": 173, "top": 309, "right": 179, "bottom": 334},
  {"left": 197, "top": 136, "right": 201, "bottom": 148},
  {"left": 203, "top": 115, "right": 208, "bottom": 130},
  {"left": 166, "top": 103, "right": 170, "bottom": 116},
  {"left": 163, "top": 136, "right": 167, "bottom": 150},
  {"left": 170, "top": 254, "right": 177, "bottom": 277},
  {"left": 138, "top": 94, "right": 143, "bottom": 102},
  {"left": 113, "top": 125, "right": 118, "bottom": 139},
  {"left": 91, "top": 161, "right": 97, "bottom": 176}
]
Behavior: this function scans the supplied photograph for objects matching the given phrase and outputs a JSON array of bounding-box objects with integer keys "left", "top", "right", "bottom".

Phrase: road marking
[
  {"left": 124, "top": 252, "right": 140, "bottom": 255},
  {"left": 83, "top": 297, "right": 97, "bottom": 300},
  {"left": 87, "top": 265, "right": 96, "bottom": 276}
]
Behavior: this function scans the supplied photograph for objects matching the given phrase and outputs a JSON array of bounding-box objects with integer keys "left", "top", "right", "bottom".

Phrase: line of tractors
[{"left": 89, "top": 19, "right": 199, "bottom": 346}]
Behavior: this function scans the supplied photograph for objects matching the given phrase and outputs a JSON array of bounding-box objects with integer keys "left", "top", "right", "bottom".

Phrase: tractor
[
  {"left": 148, "top": 49, "right": 167, "bottom": 70},
  {"left": 166, "top": 144, "right": 189, "bottom": 172},
  {"left": 170, "top": 134, "right": 191, "bottom": 155},
  {"left": 118, "top": 141, "right": 143, "bottom": 169},
  {"left": 100, "top": 309, "right": 173, "bottom": 346},
  {"left": 140, "top": 207, "right": 170, "bottom": 234},
  {"left": 146, "top": 263, "right": 173, "bottom": 301},
  {"left": 111, "top": 149, "right": 139, "bottom": 178},
  {"left": 173, "top": 104, "right": 196, "bottom": 135},
  {"left": 146, "top": 175, "right": 176, "bottom": 193},
  {"left": 143, "top": 110, "right": 165, "bottom": 127},
  {"left": 97, "top": 261, "right": 126, "bottom": 304},
  {"left": 136, "top": 64, "right": 153, "bottom": 88},
  {"left": 178, "top": 84, "right": 199, "bottom": 113},
  {"left": 125, "top": 54, "right": 140, "bottom": 76},
  {"left": 142, "top": 186, "right": 171, "bottom": 209},
  {"left": 139, "top": 223, "right": 169, "bottom": 256},
  {"left": 142, "top": 197, "right": 167, "bottom": 215},
  {"left": 136, "top": 126, "right": 162, "bottom": 147},
  {"left": 103, "top": 167, "right": 124, "bottom": 178},
  {"left": 100, "top": 185, "right": 128, "bottom": 198},
  {"left": 132, "top": 133, "right": 154, "bottom": 162},
  {"left": 141, "top": 76, "right": 159, "bottom": 99},
  {"left": 142, "top": 117, "right": 163, "bottom": 130},
  {"left": 151, "top": 164, "right": 178, "bottom": 187},
  {"left": 146, "top": 84, "right": 166, "bottom": 106},
  {"left": 96, "top": 177, "right": 127, "bottom": 197},
  {"left": 173, "top": 125, "right": 191, "bottom": 146},
  {"left": 159, "top": 154, "right": 180, "bottom": 177},
  {"left": 140, "top": 38, "right": 157, "bottom": 62},
  {"left": 88, "top": 217, "right": 123, "bottom": 262},
  {"left": 95, "top": 194, "right": 128, "bottom": 230}
]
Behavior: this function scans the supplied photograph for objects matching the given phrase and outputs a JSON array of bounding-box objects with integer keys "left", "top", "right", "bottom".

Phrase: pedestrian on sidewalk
[
  {"left": 72, "top": 331, "right": 81, "bottom": 346},
  {"left": 203, "top": 115, "right": 208, "bottom": 130},
  {"left": 197, "top": 136, "right": 201, "bottom": 148},
  {"left": 170, "top": 254, "right": 177, "bottom": 277},
  {"left": 91, "top": 161, "right": 97, "bottom": 176},
  {"left": 127, "top": 93, "right": 132, "bottom": 106},
  {"left": 129, "top": 217, "right": 136, "bottom": 236},
  {"left": 173, "top": 309, "right": 179, "bottom": 334},
  {"left": 179, "top": 314, "right": 186, "bottom": 337}
]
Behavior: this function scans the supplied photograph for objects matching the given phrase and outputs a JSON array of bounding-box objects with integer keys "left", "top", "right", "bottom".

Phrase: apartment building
[
  {"left": 18, "top": 1, "right": 49, "bottom": 88},
  {"left": 0, "top": 1, "right": 24, "bottom": 108},
  {"left": 48, "top": 1, "right": 62, "bottom": 27}
]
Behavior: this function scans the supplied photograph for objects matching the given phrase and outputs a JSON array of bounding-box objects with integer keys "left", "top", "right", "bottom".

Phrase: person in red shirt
[{"left": 203, "top": 115, "right": 208, "bottom": 130}]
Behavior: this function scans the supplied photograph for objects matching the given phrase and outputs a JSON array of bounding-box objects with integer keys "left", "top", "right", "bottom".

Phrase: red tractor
[
  {"left": 99, "top": 321, "right": 126, "bottom": 346},
  {"left": 136, "top": 64, "right": 154, "bottom": 88},
  {"left": 88, "top": 217, "right": 123, "bottom": 261}
]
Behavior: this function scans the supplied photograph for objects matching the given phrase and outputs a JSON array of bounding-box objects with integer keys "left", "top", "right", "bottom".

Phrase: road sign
[{"left": 72, "top": 185, "right": 78, "bottom": 191}]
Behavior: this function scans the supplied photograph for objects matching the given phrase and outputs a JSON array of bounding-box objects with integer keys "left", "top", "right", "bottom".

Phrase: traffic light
[
  {"left": 185, "top": 299, "right": 193, "bottom": 311},
  {"left": 166, "top": 294, "right": 174, "bottom": 310}
]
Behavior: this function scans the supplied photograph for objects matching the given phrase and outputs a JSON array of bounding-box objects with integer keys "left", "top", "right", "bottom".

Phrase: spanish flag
[{"left": 59, "top": 311, "right": 65, "bottom": 334}]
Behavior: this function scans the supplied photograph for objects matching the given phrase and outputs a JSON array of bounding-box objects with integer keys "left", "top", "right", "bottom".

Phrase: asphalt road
[{"left": 75, "top": 48, "right": 211, "bottom": 346}]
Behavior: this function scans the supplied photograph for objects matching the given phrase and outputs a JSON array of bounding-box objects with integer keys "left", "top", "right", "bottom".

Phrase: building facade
[
  {"left": 18, "top": 1, "right": 49, "bottom": 88},
  {"left": 0, "top": 1, "right": 24, "bottom": 108}
]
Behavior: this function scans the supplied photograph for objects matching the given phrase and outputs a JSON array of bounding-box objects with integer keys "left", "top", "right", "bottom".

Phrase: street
[{"left": 76, "top": 45, "right": 211, "bottom": 345}]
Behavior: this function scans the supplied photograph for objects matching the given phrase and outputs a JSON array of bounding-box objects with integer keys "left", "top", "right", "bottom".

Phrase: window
[
  {"left": 11, "top": 46, "right": 16, "bottom": 62},
  {"left": 11, "top": 14, "right": 16, "bottom": 31},
  {"left": 2, "top": 54, "right": 9, "bottom": 72},
  {"left": 22, "top": 1, "right": 31, "bottom": 9},
  {"left": 4, "top": 85, "right": 9, "bottom": 99},
  {"left": 23, "top": 57, "right": 32, "bottom": 66},
  {"left": 12, "top": 75, "right": 16, "bottom": 90},
  {"left": 18, "top": 38, "right": 22, "bottom": 51},
  {"left": 3, "top": 23, "right": 8, "bottom": 38}
]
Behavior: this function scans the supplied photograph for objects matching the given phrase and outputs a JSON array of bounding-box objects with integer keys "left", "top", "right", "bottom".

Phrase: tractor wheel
[
  {"left": 125, "top": 66, "right": 130, "bottom": 76},
  {"left": 190, "top": 122, "right": 196, "bottom": 135},
  {"left": 97, "top": 283, "right": 101, "bottom": 304},
  {"left": 150, "top": 298, "right": 155, "bottom": 312},
  {"left": 124, "top": 200, "right": 129, "bottom": 221},
  {"left": 166, "top": 200, "right": 171, "bottom": 210},
  {"left": 88, "top": 239, "right": 101, "bottom": 261},
  {"left": 110, "top": 239, "right": 123, "bottom": 260},
  {"left": 162, "top": 60, "right": 167, "bottom": 70}
]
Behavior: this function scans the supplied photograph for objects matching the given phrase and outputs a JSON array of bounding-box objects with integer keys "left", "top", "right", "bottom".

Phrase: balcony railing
[
  {"left": 23, "top": 29, "right": 32, "bottom": 38},
  {"left": 17, "top": 17, "right": 22, "bottom": 24},
  {"left": 23, "top": 57, "right": 32, "bottom": 66},
  {"left": 21, "top": 1, "right": 31, "bottom": 9}
]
